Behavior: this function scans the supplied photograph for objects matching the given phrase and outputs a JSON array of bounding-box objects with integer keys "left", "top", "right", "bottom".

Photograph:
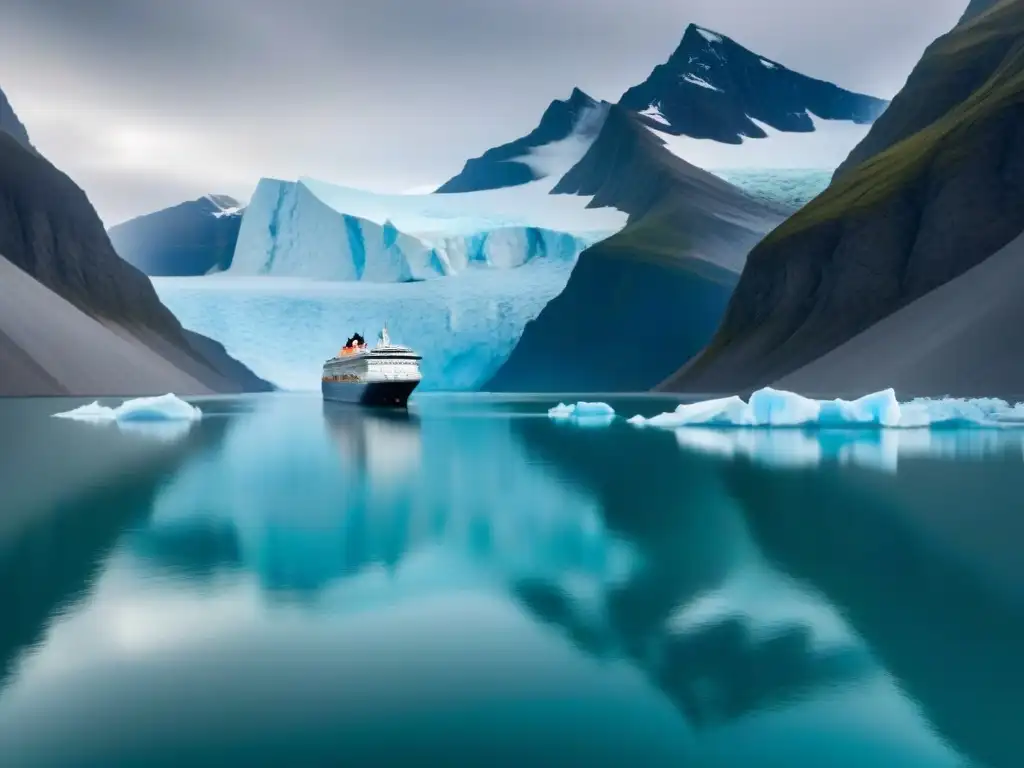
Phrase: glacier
[
  {"left": 52, "top": 394, "right": 202, "bottom": 423},
  {"left": 628, "top": 387, "right": 1024, "bottom": 429},
  {"left": 153, "top": 259, "right": 576, "bottom": 392},
  {"left": 228, "top": 178, "right": 606, "bottom": 281}
]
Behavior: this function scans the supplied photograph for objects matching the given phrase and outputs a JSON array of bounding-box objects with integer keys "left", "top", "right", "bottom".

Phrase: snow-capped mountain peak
[{"left": 618, "top": 22, "right": 889, "bottom": 169}]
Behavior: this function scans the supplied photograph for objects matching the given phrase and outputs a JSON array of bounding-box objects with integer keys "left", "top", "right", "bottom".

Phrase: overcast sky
[{"left": 1, "top": 0, "right": 966, "bottom": 225}]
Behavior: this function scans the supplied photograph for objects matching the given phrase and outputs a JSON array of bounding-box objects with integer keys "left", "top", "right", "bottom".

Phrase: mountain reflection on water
[{"left": 0, "top": 393, "right": 1021, "bottom": 766}]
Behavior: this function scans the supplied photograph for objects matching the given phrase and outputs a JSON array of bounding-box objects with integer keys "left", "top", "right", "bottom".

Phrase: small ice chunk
[
  {"left": 548, "top": 401, "right": 616, "bottom": 425},
  {"left": 53, "top": 394, "right": 202, "bottom": 423}
]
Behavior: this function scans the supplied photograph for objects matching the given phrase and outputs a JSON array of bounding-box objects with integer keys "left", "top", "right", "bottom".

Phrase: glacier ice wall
[
  {"left": 229, "top": 177, "right": 618, "bottom": 282},
  {"left": 154, "top": 260, "right": 575, "bottom": 392}
]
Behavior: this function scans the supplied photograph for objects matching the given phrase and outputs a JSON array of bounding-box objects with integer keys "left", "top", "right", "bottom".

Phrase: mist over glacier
[{"left": 153, "top": 260, "right": 576, "bottom": 391}]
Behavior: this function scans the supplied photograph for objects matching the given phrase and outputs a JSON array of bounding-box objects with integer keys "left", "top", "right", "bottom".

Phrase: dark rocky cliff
[
  {"left": 0, "top": 127, "right": 270, "bottom": 394},
  {"left": 662, "top": 1, "right": 1024, "bottom": 395}
]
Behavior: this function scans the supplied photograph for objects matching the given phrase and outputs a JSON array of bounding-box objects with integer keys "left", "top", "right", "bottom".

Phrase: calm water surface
[{"left": 2, "top": 392, "right": 1023, "bottom": 767}]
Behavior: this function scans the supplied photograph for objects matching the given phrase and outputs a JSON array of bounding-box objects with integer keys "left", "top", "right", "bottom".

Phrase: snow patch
[
  {"left": 683, "top": 73, "right": 722, "bottom": 92},
  {"left": 510, "top": 102, "right": 609, "bottom": 179},
  {"left": 639, "top": 103, "right": 671, "bottom": 126},
  {"left": 695, "top": 27, "right": 723, "bottom": 44},
  {"left": 760, "top": 58, "right": 777, "bottom": 69},
  {"left": 627, "top": 387, "right": 1024, "bottom": 429},
  {"left": 647, "top": 110, "right": 873, "bottom": 170},
  {"left": 53, "top": 394, "right": 202, "bottom": 423}
]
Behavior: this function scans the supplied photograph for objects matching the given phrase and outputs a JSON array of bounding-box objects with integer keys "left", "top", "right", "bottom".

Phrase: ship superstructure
[{"left": 321, "top": 325, "right": 422, "bottom": 407}]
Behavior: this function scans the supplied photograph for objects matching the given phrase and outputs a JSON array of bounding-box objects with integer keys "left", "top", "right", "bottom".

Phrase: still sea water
[{"left": 2, "top": 392, "right": 1023, "bottom": 767}]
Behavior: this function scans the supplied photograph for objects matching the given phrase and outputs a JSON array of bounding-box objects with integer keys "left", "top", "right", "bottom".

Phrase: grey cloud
[{"left": 0, "top": 0, "right": 967, "bottom": 224}]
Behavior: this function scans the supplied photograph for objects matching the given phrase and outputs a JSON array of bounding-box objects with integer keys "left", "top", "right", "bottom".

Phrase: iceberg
[
  {"left": 548, "top": 401, "right": 616, "bottom": 426},
  {"left": 53, "top": 394, "right": 202, "bottom": 423},
  {"left": 629, "top": 387, "right": 1024, "bottom": 429}
]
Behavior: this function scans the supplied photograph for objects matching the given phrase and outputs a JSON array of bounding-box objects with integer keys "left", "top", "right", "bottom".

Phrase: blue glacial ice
[
  {"left": 52, "top": 394, "right": 202, "bottom": 423},
  {"left": 226, "top": 104, "right": 625, "bottom": 282},
  {"left": 153, "top": 259, "right": 577, "bottom": 392},
  {"left": 228, "top": 178, "right": 613, "bottom": 281},
  {"left": 628, "top": 387, "right": 1024, "bottom": 429}
]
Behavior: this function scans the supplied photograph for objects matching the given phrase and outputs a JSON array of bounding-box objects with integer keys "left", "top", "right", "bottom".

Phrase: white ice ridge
[
  {"left": 53, "top": 394, "right": 202, "bottom": 423},
  {"left": 627, "top": 387, "right": 1024, "bottom": 429},
  {"left": 548, "top": 401, "right": 616, "bottom": 425}
]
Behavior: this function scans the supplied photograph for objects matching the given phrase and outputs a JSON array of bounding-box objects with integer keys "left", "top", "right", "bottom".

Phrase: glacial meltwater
[{"left": 3, "top": 392, "right": 1024, "bottom": 767}]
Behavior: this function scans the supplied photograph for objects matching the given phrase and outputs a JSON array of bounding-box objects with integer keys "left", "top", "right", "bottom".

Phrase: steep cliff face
[
  {"left": 663, "top": 1, "right": 1024, "bottom": 396},
  {"left": 0, "top": 128, "right": 270, "bottom": 395},
  {"left": 0, "top": 132, "right": 185, "bottom": 337},
  {"left": 835, "top": 1, "right": 1020, "bottom": 179}
]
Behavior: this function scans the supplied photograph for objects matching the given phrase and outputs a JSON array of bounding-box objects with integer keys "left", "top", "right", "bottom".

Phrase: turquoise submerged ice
[{"left": 628, "top": 387, "right": 1024, "bottom": 429}]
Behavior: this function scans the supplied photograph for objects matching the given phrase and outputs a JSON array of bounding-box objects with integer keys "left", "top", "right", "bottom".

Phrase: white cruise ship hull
[{"left": 321, "top": 378, "right": 420, "bottom": 408}]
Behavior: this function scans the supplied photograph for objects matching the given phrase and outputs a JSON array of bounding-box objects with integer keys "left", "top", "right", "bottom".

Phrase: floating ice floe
[
  {"left": 628, "top": 387, "right": 1024, "bottom": 430},
  {"left": 53, "top": 394, "right": 202, "bottom": 424},
  {"left": 548, "top": 401, "right": 616, "bottom": 426}
]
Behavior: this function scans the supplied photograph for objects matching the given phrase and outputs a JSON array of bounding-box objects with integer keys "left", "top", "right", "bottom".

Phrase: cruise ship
[{"left": 321, "top": 325, "right": 422, "bottom": 407}]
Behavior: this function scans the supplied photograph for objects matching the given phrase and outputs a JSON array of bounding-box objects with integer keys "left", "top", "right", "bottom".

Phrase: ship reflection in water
[{"left": 1, "top": 393, "right": 1022, "bottom": 766}]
